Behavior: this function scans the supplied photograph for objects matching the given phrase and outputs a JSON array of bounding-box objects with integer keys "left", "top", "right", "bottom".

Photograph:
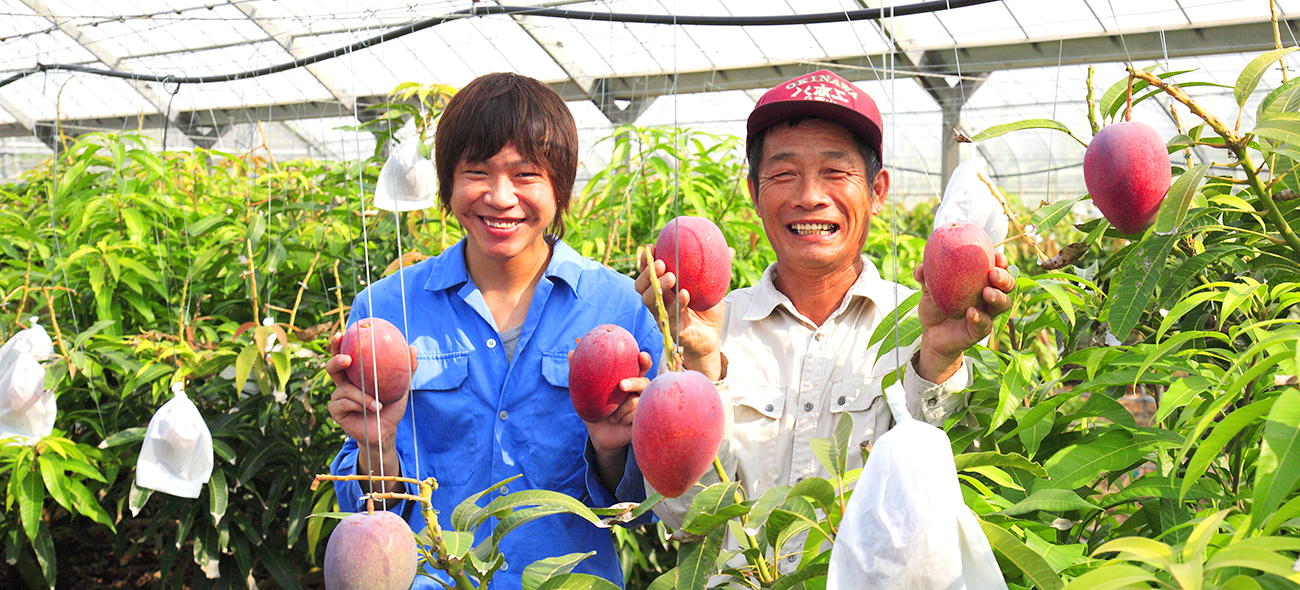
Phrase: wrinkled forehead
[{"left": 760, "top": 118, "right": 867, "bottom": 167}]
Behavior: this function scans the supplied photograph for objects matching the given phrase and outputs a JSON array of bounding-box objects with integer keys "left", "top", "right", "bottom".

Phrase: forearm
[
  {"left": 591, "top": 444, "right": 629, "bottom": 496},
  {"left": 916, "top": 337, "right": 963, "bottom": 384},
  {"left": 682, "top": 349, "right": 726, "bottom": 381},
  {"left": 355, "top": 444, "right": 404, "bottom": 494}
]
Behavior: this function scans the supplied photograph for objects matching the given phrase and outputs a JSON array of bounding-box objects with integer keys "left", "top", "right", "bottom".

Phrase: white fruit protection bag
[
  {"left": 0, "top": 322, "right": 56, "bottom": 445},
  {"left": 373, "top": 137, "right": 437, "bottom": 212},
  {"left": 934, "top": 156, "right": 1009, "bottom": 254},
  {"left": 136, "top": 382, "right": 213, "bottom": 498},
  {"left": 827, "top": 382, "right": 1007, "bottom": 590}
]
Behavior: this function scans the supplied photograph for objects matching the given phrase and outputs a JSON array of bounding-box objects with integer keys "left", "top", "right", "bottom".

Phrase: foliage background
[{"left": 0, "top": 55, "right": 1299, "bottom": 590}]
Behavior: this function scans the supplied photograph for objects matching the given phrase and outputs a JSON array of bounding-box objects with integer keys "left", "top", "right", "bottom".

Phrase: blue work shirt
[{"left": 331, "top": 238, "right": 661, "bottom": 589}]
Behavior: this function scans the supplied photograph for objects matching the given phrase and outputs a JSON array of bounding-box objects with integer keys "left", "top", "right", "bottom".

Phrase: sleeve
[{"left": 901, "top": 351, "right": 972, "bottom": 426}]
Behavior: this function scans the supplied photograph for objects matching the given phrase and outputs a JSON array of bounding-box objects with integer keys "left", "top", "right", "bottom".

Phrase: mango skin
[
  {"left": 632, "top": 370, "right": 724, "bottom": 498},
  {"left": 323, "top": 510, "right": 417, "bottom": 590},
  {"left": 1083, "top": 120, "right": 1172, "bottom": 234},
  {"left": 924, "top": 222, "right": 994, "bottom": 321},
  {"left": 655, "top": 216, "right": 732, "bottom": 311},
  {"left": 569, "top": 324, "right": 640, "bottom": 422},
  {"left": 341, "top": 317, "right": 413, "bottom": 405}
]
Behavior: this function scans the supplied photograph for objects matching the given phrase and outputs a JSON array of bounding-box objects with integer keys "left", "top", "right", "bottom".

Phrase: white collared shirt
[{"left": 651, "top": 255, "right": 971, "bottom": 569}]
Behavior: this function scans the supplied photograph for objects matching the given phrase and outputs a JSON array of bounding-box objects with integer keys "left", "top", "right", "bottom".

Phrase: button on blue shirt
[{"left": 331, "top": 239, "right": 661, "bottom": 589}]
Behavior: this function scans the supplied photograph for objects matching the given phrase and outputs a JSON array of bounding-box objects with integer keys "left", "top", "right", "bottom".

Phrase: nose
[
  {"left": 482, "top": 173, "right": 518, "bottom": 209},
  {"left": 790, "top": 176, "right": 832, "bottom": 210}
]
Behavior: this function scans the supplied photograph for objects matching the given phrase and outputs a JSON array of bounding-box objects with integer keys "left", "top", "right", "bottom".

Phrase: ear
[
  {"left": 869, "top": 169, "right": 889, "bottom": 215},
  {"left": 747, "top": 177, "right": 759, "bottom": 207}
]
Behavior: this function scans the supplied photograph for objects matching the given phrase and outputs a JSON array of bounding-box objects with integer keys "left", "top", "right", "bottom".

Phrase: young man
[
  {"left": 327, "top": 72, "right": 661, "bottom": 589},
  {"left": 634, "top": 69, "right": 1015, "bottom": 567}
]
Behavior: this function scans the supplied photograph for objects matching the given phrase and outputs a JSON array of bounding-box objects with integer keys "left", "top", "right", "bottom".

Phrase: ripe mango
[
  {"left": 924, "top": 222, "right": 994, "bottom": 320},
  {"left": 655, "top": 216, "right": 731, "bottom": 311},
  {"left": 569, "top": 324, "right": 640, "bottom": 422},
  {"left": 1083, "top": 120, "right": 1172, "bottom": 234},
  {"left": 632, "top": 370, "right": 724, "bottom": 498},
  {"left": 323, "top": 510, "right": 417, "bottom": 590},
  {"left": 341, "top": 317, "right": 413, "bottom": 405}
]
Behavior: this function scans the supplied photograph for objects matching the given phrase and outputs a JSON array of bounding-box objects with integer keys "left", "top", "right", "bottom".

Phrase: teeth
[
  {"left": 790, "top": 223, "right": 837, "bottom": 235},
  {"left": 484, "top": 218, "right": 520, "bottom": 229}
]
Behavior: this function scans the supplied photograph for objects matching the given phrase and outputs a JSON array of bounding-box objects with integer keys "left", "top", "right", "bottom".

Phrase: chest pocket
[
  {"left": 729, "top": 383, "right": 786, "bottom": 422},
  {"left": 519, "top": 349, "right": 584, "bottom": 495},
  {"left": 409, "top": 351, "right": 478, "bottom": 486},
  {"left": 829, "top": 376, "right": 880, "bottom": 414}
]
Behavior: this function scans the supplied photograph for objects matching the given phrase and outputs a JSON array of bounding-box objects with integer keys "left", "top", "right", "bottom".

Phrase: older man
[{"left": 633, "top": 69, "right": 1015, "bottom": 565}]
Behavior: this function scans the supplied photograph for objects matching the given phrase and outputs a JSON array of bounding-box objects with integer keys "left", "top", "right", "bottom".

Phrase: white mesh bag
[
  {"left": 373, "top": 138, "right": 437, "bottom": 212},
  {"left": 827, "top": 382, "right": 1007, "bottom": 590},
  {"left": 0, "top": 322, "right": 56, "bottom": 444},
  {"left": 934, "top": 156, "right": 1009, "bottom": 254},
  {"left": 136, "top": 382, "right": 213, "bottom": 498}
]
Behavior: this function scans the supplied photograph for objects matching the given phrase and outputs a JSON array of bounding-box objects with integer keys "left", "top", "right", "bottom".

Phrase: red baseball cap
[{"left": 746, "top": 69, "right": 883, "bottom": 159}]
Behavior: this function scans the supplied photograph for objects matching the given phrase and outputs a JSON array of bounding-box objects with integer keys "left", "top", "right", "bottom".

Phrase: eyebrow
[{"left": 764, "top": 149, "right": 856, "bottom": 167}]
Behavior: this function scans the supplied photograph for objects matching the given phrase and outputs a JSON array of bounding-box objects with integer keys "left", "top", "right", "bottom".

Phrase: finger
[
  {"left": 610, "top": 391, "right": 640, "bottom": 423},
  {"left": 913, "top": 262, "right": 924, "bottom": 284},
  {"left": 994, "top": 252, "right": 1009, "bottom": 269},
  {"left": 621, "top": 375, "right": 651, "bottom": 395},
  {"left": 409, "top": 345, "right": 419, "bottom": 371},
  {"left": 325, "top": 354, "right": 353, "bottom": 384},
  {"left": 329, "top": 331, "right": 344, "bottom": 356},
  {"left": 983, "top": 285, "right": 1013, "bottom": 315},
  {"left": 989, "top": 267, "right": 1015, "bottom": 294},
  {"left": 636, "top": 351, "right": 653, "bottom": 379}
]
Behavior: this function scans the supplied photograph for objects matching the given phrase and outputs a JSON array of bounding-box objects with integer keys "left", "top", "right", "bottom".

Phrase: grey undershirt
[{"left": 501, "top": 324, "right": 523, "bottom": 364}]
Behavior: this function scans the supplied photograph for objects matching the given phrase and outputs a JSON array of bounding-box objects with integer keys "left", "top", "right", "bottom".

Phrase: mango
[
  {"left": 632, "top": 370, "right": 724, "bottom": 498},
  {"left": 655, "top": 216, "right": 731, "bottom": 311},
  {"left": 323, "top": 510, "right": 417, "bottom": 590},
  {"left": 924, "top": 222, "right": 994, "bottom": 320},
  {"left": 1083, "top": 120, "right": 1172, "bottom": 234},
  {"left": 341, "top": 317, "right": 412, "bottom": 404},
  {"left": 569, "top": 324, "right": 640, "bottom": 422}
]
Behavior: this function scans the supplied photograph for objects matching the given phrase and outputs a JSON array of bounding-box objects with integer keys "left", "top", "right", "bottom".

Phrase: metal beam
[
  {"left": 230, "top": 1, "right": 356, "bottom": 109},
  {"left": 2, "top": 15, "right": 1296, "bottom": 140}
]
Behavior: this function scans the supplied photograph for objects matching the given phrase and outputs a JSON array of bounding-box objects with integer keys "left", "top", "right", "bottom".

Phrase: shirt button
[
  {"left": 487, "top": 339, "right": 497, "bottom": 348},
  {"left": 927, "top": 397, "right": 938, "bottom": 408},
  {"left": 502, "top": 562, "right": 509, "bottom": 571},
  {"left": 795, "top": 476, "right": 805, "bottom": 483},
  {"left": 814, "top": 332, "right": 824, "bottom": 341},
  {"left": 500, "top": 486, "right": 509, "bottom": 495},
  {"left": 837, "top": 396, "right": 846, "bottom": 406},
  {"left": 803, "top": 402, "right": 814, "bottom": 412},
  {"left": 787, "top": 555, "right": 798, "bottom": 563},
  {"left": 764, "top": 404, "right": 774, "bottom": 412},
  {"left": 499, "top": 410, "right": 508, "bottom": 420}
]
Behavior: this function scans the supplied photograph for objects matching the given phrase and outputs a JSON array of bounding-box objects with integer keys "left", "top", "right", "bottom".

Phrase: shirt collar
[
  {"left": 422, "top": 238, "right": 585, "bottom": 292},
  {"left": 741, "top": 255, "right": 907, "bottom": 321}
]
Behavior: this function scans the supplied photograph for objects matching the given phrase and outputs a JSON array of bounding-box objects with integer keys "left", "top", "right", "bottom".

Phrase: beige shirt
[{"left": 651, "top": 256, "right": 971, "bottom": 568}]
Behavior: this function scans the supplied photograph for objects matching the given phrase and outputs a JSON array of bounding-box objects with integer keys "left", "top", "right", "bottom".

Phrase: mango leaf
[
  {"left": 442, "top": 530, "right": 474, "bottom": 558},
  {"left": 990, "top": 352, "right": 1030, "bottom": 434},
  {"left": 1099, "top": 65, "right": 1163, "bottom": 121},
  {"left": 472, "top": 489, "right": 602, "bottom": 533},
  {"left": 675, "top": 527, "right": 723, "bottom": 590},
  {"left": 1030, "top": 196, "right": 1085, "bottom": 233},
  {"left": 129, "top": 481, "right": 153, "bottom": 517},
  {"left": 1104, "top": 474, "right": 1214, "bottom": 507},
  {"left": 954, "top": 452, "right": 1048, "bottom": 477},
  {"left": 1040, "top": 431, "right": 1147, "bottom": 490},
  {"left": 1252, "top": 389, "right": 1300, "bottom": 529},
  {"left": 970, "top": 119, "right": 1075, "bottom": 142},
  {"left": 1183, "top": 509, "right": 1231, "bottom": 565},
  {"left": 37, "top": 456, "right": 73, "bottom": 513},
  {"left": 743, "top": 484, "right": 792, "bottom": 536},
  {"left": 259, "top": 544, "right": 304, "bottom": 590},
  {"left": 32, "top": 521, "right": 55, "bottom": 588},
  {"left": 1205, "top": 546, "right": 1300, "bottom": 580},
  {"left": 1183, "top": 397, "right": 1276, "bottom": 501},
  {"left": 787, "top": 477, "right": 836, "bottom": 515},
  {"left": 65, "top": 477, "right": 114, "bottom": 530},
  {"left": 868, "top": 292, "right": 920, "bottom": 349},
  {"left": 1154, "top": 164, "right": 1208, "bottom": 233},
  {"left": 770, "top": 562, "right": 829, "bottom": 590},
  {"left": 1237, "top": 48, "right": 1300, "bottom": 107},
  {"left": 646, "top": 568, "right": 677, "bottom": 590},
  {"left": 1060, "top": 564, "right": 1160, "bottom": 590},
  {"left": 285, "top": 477, "right": 313, "bottom": 548},
  {"left": 234, "top": 344, "right": 257, "bottom": 395},
  {"left": 979, "top": 520, "right": 1064, "bottom": 590},
  {"left": 451, "top": 475, "right": 520, "bottom": 533},
  {"left": 996, "top": 489, "right": 1100, "bottom": 516},
  {"left": 1259, "top": 78, "right": 1300, "bottom": 120},
  {"left": 1253, "top": 112, "right": 1300, "bottom": 146},
  {"left": 523, "top": 553, "right": 597, "bottom": 590},
  {"left": 809, "top": 412, "right": 854, "bottom": 479},
  {"left": 1094, "top": 537, "right": 1177, "bottom": 570},
  {"left": 1107, "top": 233, "right": 1178, "bottom": 341},
  {"left": 18, "top": 466, "right": 43, "bottom": 542}
]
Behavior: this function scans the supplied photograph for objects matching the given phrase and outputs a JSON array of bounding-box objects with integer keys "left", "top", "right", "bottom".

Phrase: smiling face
[
  {"left": 750, "top": 118, "right": 888, "bottom": 281},
  {"left": 451, "top": 143, "right": 557, "bottom": 271}
]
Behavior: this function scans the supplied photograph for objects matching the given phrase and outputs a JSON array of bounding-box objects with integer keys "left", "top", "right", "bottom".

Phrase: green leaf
[
  {"left": 1059, "top": 564, "right": 1160, "bottom": 590},
  {"left": 1253, "top": 112, "right": 1300, "bottom": 146},
  {"left": 451, "top": 475, "right": 521, "bottom": 533},
  {"left": 770, "top": 562, "right": 829, "bottom": 590},
  {"left": 1253, "top": 389, "right": 1300, "bottom": 529},
  {"left": 18, "top": 466, "right": 43, "bottom": 543},
  {"left": 492, "top": 505, "right": 572, "bottom": 550},
  {"left": 1237, "top": 48, "right": 1299, "bottom": 107},
  {"left": 1154, "top": 164, "right": 1208, "bottom": 233},
  {"left": 65, "top": 476, "right": 114, "bottom": 530},
  {"left": 38, "top": 456, "right": 74, "bottom": 513},
  {"left": 675, "top": 527, "right": 723, "bottom": 590},
  {"left": 1182, "top": 397, "right": 1276, "bottom": 501},
  {"left": 259, "top": 543, "right": 304, "bottom": 590},
  {"left": 996, "top": 489, "right": 1100, "bottom": 516},
  {"left": 979, "top": 519, "right": 1064, "bottom": 590},
  {"left": 209, "top": 467, "right": 228, "bottom": 526},
  {"left": 1258, "top": 78, "right": 1300, "bottom": 120},
  {"left": 954, "top": 452, "right": 1048, "bottom": 478},
  {"left": 1099, "top": 65, "right": 1162, "bottom": 121},
  {"left": 471, "top": 489, "right": 602, "bottom": 533},
  {"left": 1030, "top": 196, "right": 1085, "bottom": 233},
  {"left": 129, "top": 481, "right": 153, "bottom": 517},
  {"left": 32, "top": 521, "right": 56, "bottom": 587},
  {"left": 809, "top": 412, "right": 854, "bottom": 479},
  {"left": 234, "top": 344, "right": 257, "bottom": 395},
  {"left": 536, "top": 573, "right": 622, "bottom": 590},
  {"left": 743, "top": 484, "right": 792, "bottom": 536},
  {"left": 443, "top": 530, "right": 474, "bottom": 558},
  {"left": 1040, "top": 431, "right": 1147, "bottom": 490},
  {"left": 523, "top": 553, "right": 598, "bottom": 590},
  {"left": 868, "top": 291, "right": 920, "bottom": 349},
  {"left": 682, "top": 482, "right": 749, "bottom": 535},
  {"left": 990, "top": 352, "right": 1030, "bottom": 434},
  {"left": 1107, "top": 233, "right": 1178, "bottom": 340},
  {"left": 971, "top": 119, "right": 1075, "bottom": 142},
  {"left": 1183, "top": 509, "right": 1231, "bottom": 565}
]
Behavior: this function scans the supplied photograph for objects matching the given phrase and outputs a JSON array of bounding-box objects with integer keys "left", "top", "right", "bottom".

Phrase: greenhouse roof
[{"left": 3, "top": 0, "right": 1300, "bottom": 201}]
